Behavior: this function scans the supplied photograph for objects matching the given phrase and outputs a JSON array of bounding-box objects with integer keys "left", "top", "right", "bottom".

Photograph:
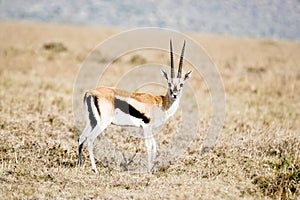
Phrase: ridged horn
[
  {"left": 177, "top": 40, "right": 186, "bottom": 78},
  {"left": 170, "top": 40, "right": 174, "bottom": 78}
]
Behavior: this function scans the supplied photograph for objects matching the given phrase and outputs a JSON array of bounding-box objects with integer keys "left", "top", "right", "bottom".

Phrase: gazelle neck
[{"left": 162, "top": 92, "right": 181, "bottom": 118}]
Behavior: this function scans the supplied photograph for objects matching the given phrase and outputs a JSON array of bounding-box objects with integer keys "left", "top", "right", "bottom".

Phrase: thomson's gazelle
[{"left": 78, "top": 40, "right": 192, "bottom": 173}]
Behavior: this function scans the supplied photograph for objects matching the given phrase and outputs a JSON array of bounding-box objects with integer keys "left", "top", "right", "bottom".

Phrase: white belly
[{"left": 112, "top": 109, "right": 143, "bottom": 127}]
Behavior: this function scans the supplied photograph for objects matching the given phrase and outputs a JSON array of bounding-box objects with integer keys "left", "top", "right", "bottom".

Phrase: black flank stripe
[
  {"left": 114, "top": 98, "right": 150, "bottom": 124},
  {"left": 85, "top": 95, "right": 97, "bottom": 129}
]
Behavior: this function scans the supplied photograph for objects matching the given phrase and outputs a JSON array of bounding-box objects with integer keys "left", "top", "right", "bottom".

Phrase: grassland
[{"left": 0, "top": 21, "right": 299, "bottom": 199}]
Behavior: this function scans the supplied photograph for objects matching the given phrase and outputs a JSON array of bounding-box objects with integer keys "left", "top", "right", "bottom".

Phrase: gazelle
[{"left": 78, "top": 40, "right": 192, "bottom": 173}]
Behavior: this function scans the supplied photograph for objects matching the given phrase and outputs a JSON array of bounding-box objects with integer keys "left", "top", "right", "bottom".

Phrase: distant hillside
[{"left": 0, "top": 0, "right": 299, "bottom": 40}]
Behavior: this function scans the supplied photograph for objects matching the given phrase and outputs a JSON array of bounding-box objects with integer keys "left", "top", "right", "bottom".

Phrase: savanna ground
[{"left": 0, "top": 21, "right": 299, "bottom": 199}]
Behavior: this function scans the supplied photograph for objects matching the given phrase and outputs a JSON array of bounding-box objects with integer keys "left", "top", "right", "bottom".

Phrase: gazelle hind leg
[
  {"left": 78, "top": 123, "right": 92, "bottom": 167},
  {"left": 86, "top": 125, "right": 102, "bottom": 173}
]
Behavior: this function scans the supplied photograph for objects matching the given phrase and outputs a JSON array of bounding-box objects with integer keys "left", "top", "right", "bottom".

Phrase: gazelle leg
[
  {"left": 143, "top": 126, "right": 156, "bottom": 171},
  {"left": 151, "top": 137, "right": 157, "bottom": 162},
  {"left": 78, "top": 123, "right": 92, "bottom": 167},
  {"left": 86, "top": 125, "right": 102, "bottom": 173},
  {"left": 145, "top": 137, "right": 152, "bottom": 170}
]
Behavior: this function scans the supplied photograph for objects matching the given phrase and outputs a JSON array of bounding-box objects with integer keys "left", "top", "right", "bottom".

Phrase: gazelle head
[{"left": 161, "top": 40, "right": 192, "bottom": 101}]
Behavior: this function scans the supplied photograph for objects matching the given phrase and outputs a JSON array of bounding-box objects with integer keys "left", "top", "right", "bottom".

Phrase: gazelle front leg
[{"left": 143, "top": 126, "right": 157, "bottom": 171}]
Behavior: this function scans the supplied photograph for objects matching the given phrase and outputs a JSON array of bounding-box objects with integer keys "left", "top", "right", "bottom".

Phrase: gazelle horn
[
  {"left": 170, "top": 40, "right": 175, "bottom": 78},
  {"left": 177, "top": 40, "right": 186, "bottom": 78}
]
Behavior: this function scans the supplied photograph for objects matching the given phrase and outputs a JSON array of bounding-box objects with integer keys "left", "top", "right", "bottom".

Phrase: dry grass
[{"left": 0, "top": 21, "right": 300, "bottom": 199}]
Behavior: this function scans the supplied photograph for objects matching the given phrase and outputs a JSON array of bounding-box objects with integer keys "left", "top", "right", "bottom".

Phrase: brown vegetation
[{"left": 0, "top": 21, "right": 299, "bottom": 199}]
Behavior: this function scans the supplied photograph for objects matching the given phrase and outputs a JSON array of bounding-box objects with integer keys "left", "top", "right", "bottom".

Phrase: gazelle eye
[{"left": 180, "top": 83, "right": 183, "bottom": 87}]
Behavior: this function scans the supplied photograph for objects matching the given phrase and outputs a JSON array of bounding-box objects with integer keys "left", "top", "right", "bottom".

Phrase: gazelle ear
[
  {"left": 184, "top": 70, "right": 192, "bottom": 81},
  {"left": 161, "top": 69, "right": 169, "bottom": 81}
]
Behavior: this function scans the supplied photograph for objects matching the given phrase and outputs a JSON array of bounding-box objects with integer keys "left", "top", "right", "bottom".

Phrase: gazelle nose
[{"left": 172, "top": 94, "right": 177, "bottom": 98}]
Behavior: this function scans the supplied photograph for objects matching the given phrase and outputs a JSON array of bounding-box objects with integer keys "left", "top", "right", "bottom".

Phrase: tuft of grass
[
  {"left": 252, "top": 138, "right": 300, "bottom": 199},
  {"left": 128, "top": 54, "right": 147, "bottom": 65},
  {"left": 43, "top": 42, "right": 68, "bottom": 53}
]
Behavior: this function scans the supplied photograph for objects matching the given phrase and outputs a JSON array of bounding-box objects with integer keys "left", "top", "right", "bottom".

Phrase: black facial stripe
[
  {"left": 114, "top": 98, "right": 150, "bottom": 124},
  {"left": 85, "top": 95, "right": 98, "bottom": 129}
]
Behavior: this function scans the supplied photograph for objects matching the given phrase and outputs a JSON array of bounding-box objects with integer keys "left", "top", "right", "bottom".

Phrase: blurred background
[{"left": 0, "top": 0, "right": 299, "bottom": 40}]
